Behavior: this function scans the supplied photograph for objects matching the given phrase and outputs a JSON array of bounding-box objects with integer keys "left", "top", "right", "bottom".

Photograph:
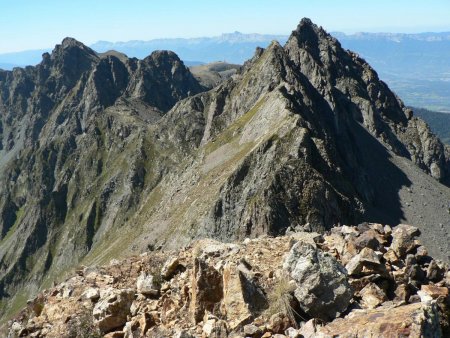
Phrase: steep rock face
[
  {"left": 0, "top": 39, "right": 204, "bottom": 317},
  {"left": 1, "top": 18, "right": 450, "bottom": 322},
  {"left": 285, "top": 19, "right": 449, "bottom": 184},
  {"left": 135, "top": 19, "right": 449, "bottom": 252}
]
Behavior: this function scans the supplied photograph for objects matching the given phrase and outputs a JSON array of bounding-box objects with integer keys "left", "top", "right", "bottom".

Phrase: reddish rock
[
  {"left": 394, "top": 284, "right": 410, "bottom": 302},
  {"left": 354, "top": 229, "right": 384, "bottom": 251},
  {"left": 421, "top": 284, "right": 449, "bottom": 299},
  {"left": 161, "top": 256, "right": 182, "bottom": 280},
  {"left": 268, "top": 313, "right": 292, "bottom": 334},
  {"left": 383, "top": 249, "right": 400, "bottom": 265},
  {"left": 139, "top": 312, "right": 155, "bottom": 335},
  {"left": 359, "top": 283, "right": 387, "bottom": 309},
  {"left": 190, "top": 258, "right": 223, "bottom": 323},
  {"left": 221, "top": 263, "right": 255, "bottom": 330},
  {"left": 93, "top": 288, "right": 135, "bottom": 332},
  {"left": 390, "top": 224, "right": 420, "bottom": 257},
  {"left": 318, "top": 303, "right": 441, "bottom": 337}
]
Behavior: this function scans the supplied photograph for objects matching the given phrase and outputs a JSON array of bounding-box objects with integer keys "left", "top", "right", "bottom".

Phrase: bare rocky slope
[
  {"left": 189, "top": 62, "right": 241, "bottom": 89},
  {"left": 1, "top": 18, "right": 450, "bottom": 325}
]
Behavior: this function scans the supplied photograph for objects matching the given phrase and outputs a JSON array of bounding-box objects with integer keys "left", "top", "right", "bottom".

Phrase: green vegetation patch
[
  {"left": 1, "top": 205, "right": 26, "bottom": 244},
  {"left": 205, "top": 96, "right": 268, "bottom": 155}
]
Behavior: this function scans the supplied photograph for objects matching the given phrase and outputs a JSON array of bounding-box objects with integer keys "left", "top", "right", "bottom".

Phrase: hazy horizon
[
  {"left": 1, "top": 0, "right": 450, "bottom": 53},
  {"left": 1, "top": 28, "right": 450, "bottom": 56}
]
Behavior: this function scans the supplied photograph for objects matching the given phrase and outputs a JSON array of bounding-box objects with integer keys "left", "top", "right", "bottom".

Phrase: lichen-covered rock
[
  {"left": 283, "top": 242, "right": 353, "bottom": 321},
  {"left": 136, "top": 273, "right": 160, "bottom": 297},
  {"left": 83, "top": 287, "right": 100, "bottom": 301},
  {"left": 391, "top": 224, "right": 421, "bottom": 257},
  {"left": 189, "top": 257, "right": 223, "bottom": 323}
]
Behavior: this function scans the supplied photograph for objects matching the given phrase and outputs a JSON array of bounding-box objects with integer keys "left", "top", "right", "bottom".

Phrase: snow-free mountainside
[{"left": 1, "top": 18, "right": 450, "bottom": 336}]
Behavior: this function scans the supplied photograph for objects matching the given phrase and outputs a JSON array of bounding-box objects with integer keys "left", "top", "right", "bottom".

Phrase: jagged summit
[
  {"left": 60, "top": 37, "right": 92, "bottom": 50},
  {"left": 294, "top": 17, "right": 329, "bottom": 34},
  {"left": 146, "top": 49, "right": 181, "bottom": 62},
  {"left": 51, "top": 37, "right": 99, "bottom": 61},
  {"left": 289, "top": 17, "right": 337, "bottom": 50}
]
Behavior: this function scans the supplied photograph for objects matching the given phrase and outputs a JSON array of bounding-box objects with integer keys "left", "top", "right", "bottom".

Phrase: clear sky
[{"left": 1, "top": 0, "right": 450, "bottom": 53}]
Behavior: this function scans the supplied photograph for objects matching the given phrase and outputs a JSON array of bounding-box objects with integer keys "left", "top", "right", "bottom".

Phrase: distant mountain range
[
  {"left": 0, "top": 49, "right": 48, "bottom": 69},
  {"left": 0, "top": 32, "right": 288, "bottom": 69},
  {"left": 90, "top": 32, "right": 288, "bottom": 64},
  {"left": 1, "top": 31, "right": 450, "bottom": 110}
]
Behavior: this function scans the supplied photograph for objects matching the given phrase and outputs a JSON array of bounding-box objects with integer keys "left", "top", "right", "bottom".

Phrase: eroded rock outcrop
[
  {"left": 7, "top": 222, "right": 450, "bottom": 337},
  {"left": 318, "top": 302, "right": 442, "bottom": 337}
]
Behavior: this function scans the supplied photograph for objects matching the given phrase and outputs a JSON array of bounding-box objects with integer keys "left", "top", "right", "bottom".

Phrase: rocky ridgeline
[
  {"left": 7, "top": 223, "right": 450, "bottom": 337},
  {"left": 2, "top": 18, "right": 450, "bottom": 322}
]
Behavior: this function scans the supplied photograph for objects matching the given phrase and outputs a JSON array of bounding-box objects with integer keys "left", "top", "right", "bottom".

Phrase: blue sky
[{"left": 1, "top": 0, "right": 450, "bottom": 53}]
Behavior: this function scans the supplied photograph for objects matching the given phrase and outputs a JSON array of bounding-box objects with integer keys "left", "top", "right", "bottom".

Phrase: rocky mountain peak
[
  {"left": 126, "top": 49, "right": 204, "bottom": 111},
  {"left": 1, "top": 18, "right": 450, "bottom": 333},
  {"left": 51, "top": 37, "right": 98, "bottom": 62},
  {"left": 60, "top": 37, "right": 91, "bottom": 49},
  {"left": 45, "top": 37, "right": 100, "bottom": 94},
  {"left": 292, "top": 17, "right": 334, "bottom": 43},
  {"left": 147, "top": 50, "right": 181, "bottom": 64},
  {"left": 287, "top": 17, "right": 343, "bottom": 64}
]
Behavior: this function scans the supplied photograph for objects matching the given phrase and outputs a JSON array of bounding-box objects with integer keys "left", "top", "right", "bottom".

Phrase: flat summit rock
[{"left": 283, "top": 242, "right": 353, "bottom": 321}]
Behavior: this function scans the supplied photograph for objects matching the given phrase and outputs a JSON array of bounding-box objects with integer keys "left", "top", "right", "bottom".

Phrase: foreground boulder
[
  {"left": 190, "top": 257, "right": 223, "bottom": 323},
  {"left": 318, "top": 302, "right": 442, "bottom": 337},
  {"left": 136, "top": 273, "right": 160, "bottom": 297},
  {"left": 221, "top": 262, "right": 268, "bottom": 330},
  {"left": 283, "top": 242, "right": 354, "bottom": 321},
  {"left": 391, "top": 224, "right": 421, "bottom": 257},
  {"left": 93, "top": 288, "right": 135, "bottom": 332}
]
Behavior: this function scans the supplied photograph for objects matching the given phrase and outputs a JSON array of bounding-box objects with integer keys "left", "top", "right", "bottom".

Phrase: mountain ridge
[
  {"left": 0, "top": 18, "right": 449, "bottom": 326},
  {"left": 2, "top": 29, "right": 450, "bottom": 111}
]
